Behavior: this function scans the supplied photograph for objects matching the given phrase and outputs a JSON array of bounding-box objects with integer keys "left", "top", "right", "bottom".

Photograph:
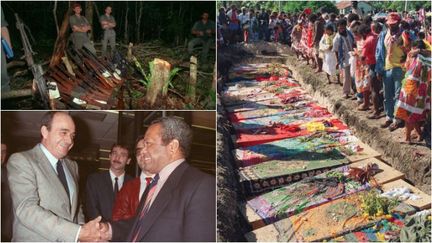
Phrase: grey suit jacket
[
  {"left": 112, "top": 162, "right": 216, "bottom": 242},
  {"left": 7, "top": 145, "right": 85, "bottom": 242}
]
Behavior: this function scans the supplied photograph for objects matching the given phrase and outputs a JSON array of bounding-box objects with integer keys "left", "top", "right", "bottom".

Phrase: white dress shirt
[
  {"left": 139, "top": 171, "right": 156, "bottom": 200},
  {"left": 109, "top": 169, "right": 125, "bottom": 191},
  {"left": 147, "top": 159, "right": 185, "bottom": 209}
]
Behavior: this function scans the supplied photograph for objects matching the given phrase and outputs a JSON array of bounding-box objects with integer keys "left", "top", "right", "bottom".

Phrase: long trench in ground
[{"left": 216, "top": 41, "right": 431, "bottom": 241}]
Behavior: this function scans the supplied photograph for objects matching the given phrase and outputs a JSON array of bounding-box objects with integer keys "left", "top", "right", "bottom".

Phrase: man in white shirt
[
  {"left": 7, "top": 111, "right": 102, "bottom": 241},
  {"left": 85, "top": 143, "right": 133, "bottom": 222},
  {"left": 101, "top": 116, "right": 215, "bottom": 242}
]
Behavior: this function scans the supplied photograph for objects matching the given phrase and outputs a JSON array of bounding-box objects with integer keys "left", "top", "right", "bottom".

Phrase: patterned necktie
[
  {"left": 131, "top": 174, "right": 159, "bottom": 242},
  {"left": 114, "top": 177, "right": 119, "bottom": 197},
  {"left": 56, "top": 160, "right": 70, "bottom": 200}
]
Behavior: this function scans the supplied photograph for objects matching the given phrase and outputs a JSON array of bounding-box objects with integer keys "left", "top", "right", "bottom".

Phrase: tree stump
[
  {"left": 145, "top": 58, "right": 171, "bottom": 107},
  {"left": 187, "top": 55, "right": 197, "bottom": 102},
  {"left": 126, "top": 43, "right": 133, "bottom": 62}
]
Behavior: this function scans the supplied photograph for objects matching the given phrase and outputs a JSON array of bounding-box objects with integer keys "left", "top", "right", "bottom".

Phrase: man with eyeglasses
[
  {"left": 85, "top": 143, "right": 133, "bottom": 222},
  {"left": 100, "top": 116, "right": 216, "bottom": 241},
  {"left": 111, "top": 136, "right": 155, "bottom": 221}
]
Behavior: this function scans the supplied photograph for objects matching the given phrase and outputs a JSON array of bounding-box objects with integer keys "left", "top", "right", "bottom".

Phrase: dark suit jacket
[
  {"left": 85, "top": 171, "right": 133, "bottom": 222},
  {"left": 111, "top": 162, "right": 216, "bottom": 242}
]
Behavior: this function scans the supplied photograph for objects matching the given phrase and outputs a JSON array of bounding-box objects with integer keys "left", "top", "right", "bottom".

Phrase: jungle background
[{"left": 2, "top": 1, "right": 216, "bottom": 109}]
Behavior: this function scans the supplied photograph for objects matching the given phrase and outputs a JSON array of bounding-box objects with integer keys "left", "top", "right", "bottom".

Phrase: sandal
[
  {"left": 367, "top": 113, "right": 381, "bottom": 119},
  {"left": 358, "top": 105, "right": 370, "bottom": 111},
  {"left": 389, "top": 122, "right": 403, "bottom": 132}
]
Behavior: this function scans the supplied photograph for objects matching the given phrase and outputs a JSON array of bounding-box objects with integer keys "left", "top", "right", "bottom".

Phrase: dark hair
[
  {"left": 150, "top": 116, "right": 193, "bottom": 157},
  {"left": 330, "top": 13, "right": 337, "bottom": 20},
  {"left": 371, "top": 21, "right": 383, "bottom": 34},
  {"left": 308, "top": 13, "right": 318, "bottom": 23},
  {"left": 325, "top": 24, "right": 334, "bottom": 32},
  {"left": 418, "top": 31, "right": 426, "bottom": 40},
  {"left": 362, "top": 16, "right": 373, "bottom": 26},
  {"left": 337, "top": 18, "right": 347, "bottom": 27},
  {"left": 358, "top": 23, "right": 371, "bottom": 37},
  {"left": 40, "top": 111, "right": 70, "bottom": 131},
  {"left": 347, "top": 13, "right": 359, "bottom": 23},
  {"left": 111, "top": 143, "right": 131, "bottom": 157}
]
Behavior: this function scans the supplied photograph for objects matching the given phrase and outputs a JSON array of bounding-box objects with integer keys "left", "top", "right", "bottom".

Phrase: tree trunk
[
  {"left": 145, "top": 58, "right": 171, "bottom": 107},
  {"left": 212, "top": 61, "right": 216, "bottom": 91},
  {"left": 53, "top": 0, "right": 59, "bottom": 35},
  {"left": 85, "top": 1, "right": 94, "bottom": 41},
  {"left": 136, "top": 2, "right": 143, "bottom": 43},
  {"left": 92, "top": 1, "right": 100, "bottom": 20},
  {"left": 187, "top": 56, "right": 197, "bottom": 102},
  {"left": 124, "top": 1, "right": 129, "bottom": 43},
  {"left": 49, "top": 2, "right": 73, "bottom": 69}
]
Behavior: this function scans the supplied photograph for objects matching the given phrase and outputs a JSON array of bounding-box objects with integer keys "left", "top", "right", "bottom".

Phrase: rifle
[{"left": 15, "top": 13, "right": 52, "bottom": 109}]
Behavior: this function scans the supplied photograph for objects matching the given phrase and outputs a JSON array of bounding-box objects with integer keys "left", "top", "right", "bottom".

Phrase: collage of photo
[{"left": 1, "top": 0, "right": 431, "bottom": 242}]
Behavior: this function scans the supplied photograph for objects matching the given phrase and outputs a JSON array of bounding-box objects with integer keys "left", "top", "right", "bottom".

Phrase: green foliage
[
  {"left": 369, "top": 1, "right": 431, "bottom": 12},
  {"left": 163, "top": 67, "right": 182, "bottom": 95},
  {"left": 218, "top": 1, "right": 338, "bottom": 13},
  {"left": 359, "top": 190, "right": 399, "bottom": 218}
]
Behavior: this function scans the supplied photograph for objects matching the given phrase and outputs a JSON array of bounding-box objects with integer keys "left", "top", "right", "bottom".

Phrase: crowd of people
[{"left": 218, "top": 4, "right": 431, "bottom": 146}]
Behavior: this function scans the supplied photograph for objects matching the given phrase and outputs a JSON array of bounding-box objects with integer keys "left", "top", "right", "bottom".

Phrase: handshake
[{"left": 78, "top": 216, "right": 113, "bottom": 242}]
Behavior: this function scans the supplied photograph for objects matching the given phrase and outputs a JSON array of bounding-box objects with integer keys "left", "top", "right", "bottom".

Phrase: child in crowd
[
  {"left": 291, "top": 20, "right": 303, "bottom": 59},
  {"left": 333, "top": 19, "right": 354, "bottom": 98},
  {"left": 319, "top": 24, "right": 338, "bottom": 84}
]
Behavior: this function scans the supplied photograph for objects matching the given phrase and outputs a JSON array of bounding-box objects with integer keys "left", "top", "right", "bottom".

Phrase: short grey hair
[{"left": 151, "top": 116, "right": 193, "bottom": 157}]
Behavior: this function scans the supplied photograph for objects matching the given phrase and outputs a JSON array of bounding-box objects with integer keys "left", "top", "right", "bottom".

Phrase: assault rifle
[{"left": 15, "top": 13, "right": 52, "bottom": 109}]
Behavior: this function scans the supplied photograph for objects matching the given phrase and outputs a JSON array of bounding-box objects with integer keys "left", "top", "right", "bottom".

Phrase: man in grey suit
[
  {"left": 7, "top": 112, "right": 103, "bottom": 241},
  {"left": 101, "top": 116, "right": 216, "bottom": 241}
]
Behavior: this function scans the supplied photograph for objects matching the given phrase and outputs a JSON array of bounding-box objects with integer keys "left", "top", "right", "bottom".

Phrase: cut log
[
  {"left": 145, "top": 58, "right": 171, "bottom": 106},
  {"left": 6, "top": 60, "right": 26, "bottom": 69},
  {"left": 1, "top": 89, "right": 32, "bottom": 99},
  {"left": 187, "top": 56, "right": 197, "bottom": 102},
  {"left": 61, "top": 56, "right": 75, "bottom": 76},
  {"left": 127, "top": 43, "right": 133, "bottom": 62},
  {"left": 49, "top": 3, "right": 73, "bottom": 68}
]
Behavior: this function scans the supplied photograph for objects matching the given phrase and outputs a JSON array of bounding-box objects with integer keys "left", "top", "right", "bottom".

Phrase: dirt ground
[{"left": 216, "top": 41, "right": 431, "bottom": 241}]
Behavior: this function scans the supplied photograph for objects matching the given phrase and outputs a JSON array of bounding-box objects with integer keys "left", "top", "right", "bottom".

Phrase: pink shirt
[{"left": 362, "top": 32, "right": 378, "bottom": 65}]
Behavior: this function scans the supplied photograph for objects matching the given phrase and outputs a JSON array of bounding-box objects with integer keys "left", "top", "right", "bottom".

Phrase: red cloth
[
  {"left": 235, "top": 117, "right": 345, "bottom": 147},
  {"left": 307, "top": 24, "right": 314, "bottom": 48},
  {"left": 362, "top": 32, "right": 378, "bottom": 65},
  {"left": 112, "top": 177, "right": 140, "bottom": 221}
]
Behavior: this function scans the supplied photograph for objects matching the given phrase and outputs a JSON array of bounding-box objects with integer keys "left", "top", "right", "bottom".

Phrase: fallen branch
[
  {"left": 168, "top": 88, "right": 185, "bottom": 100},
  {"left": 1, "top": 88, "right": 32, "bottom": 99},
  {"left": 12, "top": 69, "right": 29, "bottom": 78},
  {"left": 6, "top": 60, "right": 26, "bottom": 69}
]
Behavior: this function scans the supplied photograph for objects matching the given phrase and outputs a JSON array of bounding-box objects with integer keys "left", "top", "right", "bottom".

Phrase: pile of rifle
[{"left": 44, "top": 47, "right": 126, "bottom": 109}]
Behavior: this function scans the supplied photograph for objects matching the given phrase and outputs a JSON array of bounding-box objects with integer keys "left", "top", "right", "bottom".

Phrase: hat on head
[
  {"left": 303, "top": 8, "right": 312, "bottom": 15},
  {"left": 386, "top": 12, "right": 401, "bottom": 25}
]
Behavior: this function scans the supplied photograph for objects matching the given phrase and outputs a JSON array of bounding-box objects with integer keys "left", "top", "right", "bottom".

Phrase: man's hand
[
  {"left": 79, "top": 216, "right": 102, "bottom": 242},
  {"left": 99, "top": 222, "right": 113, "bottom": 241}
]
